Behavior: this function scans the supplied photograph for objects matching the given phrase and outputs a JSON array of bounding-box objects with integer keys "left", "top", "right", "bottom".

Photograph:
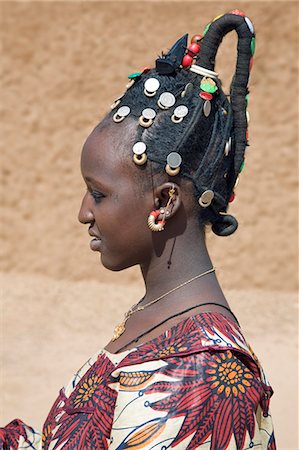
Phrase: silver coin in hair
[
  {"left": 198, "top": 190, "right": 214, "bottom": 208},
  {"left": 144, "top": 78, "right": 160, "bottom": 97},
  {"left": 158, "top": 92, "right": 176, "bottom": 109},
  {"left": 181, "top": 82, "right": 193, "bottom": 98},
  {"left": 224, "top": 137, "right": 232, "bottom": 156},
  {"left": 203, "top": 100, "right": 211, "bottom": 117},
  {"left": 174, "top": 105, "right": 188, "bottom": 118},
  {"left": 171, "top": 105, "right": 189, "bottom": 124},
  {"left": 245, "top": 17, "right": 254, "bottom": 34},
  {"left": 142, "top": 108, "right": 156, "bottom": 120},
  {"left": 132, "top": 142, "right": 146, "bottom": 155},
  {"left": 167, "top": 152, "right": 182, "bottom": 168},
  {"left": 113, "top": 105, "right": 131, "bottom": 123}
]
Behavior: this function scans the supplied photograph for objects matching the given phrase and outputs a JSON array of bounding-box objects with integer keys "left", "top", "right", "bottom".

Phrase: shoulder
[{"left": 109, "top": 348, "right": 273, "bottom": 450}]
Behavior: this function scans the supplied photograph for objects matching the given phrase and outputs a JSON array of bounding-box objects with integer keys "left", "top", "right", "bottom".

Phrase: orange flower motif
[
  {"left": 73, "top": 374, "right": 103, "bottom": 408},
  {"left": 157, "top": 344, "right": 187, "bottom": 357},
  {"left": 205, "top": 350, "right": 253, "bottom": 397}
]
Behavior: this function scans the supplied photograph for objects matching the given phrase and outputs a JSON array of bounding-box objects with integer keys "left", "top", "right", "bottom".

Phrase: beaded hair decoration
[{"left": 110, "top": 10, "right": 255, "bottom": 236}]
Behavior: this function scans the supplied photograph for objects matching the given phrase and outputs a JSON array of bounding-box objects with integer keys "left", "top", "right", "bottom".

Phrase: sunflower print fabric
[{"left": 0, "top": 312, "right": 276, "bottom": 449}]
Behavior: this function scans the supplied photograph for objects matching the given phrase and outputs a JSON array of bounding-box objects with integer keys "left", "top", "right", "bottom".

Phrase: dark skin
[{"left": 78, "top": 119, "right": 237, "bottom": 354}]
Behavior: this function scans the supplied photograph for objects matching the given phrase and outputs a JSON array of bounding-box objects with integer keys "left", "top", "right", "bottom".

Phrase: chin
[{"left": 100, "top": 254, "right": 136, "bottom": 272}]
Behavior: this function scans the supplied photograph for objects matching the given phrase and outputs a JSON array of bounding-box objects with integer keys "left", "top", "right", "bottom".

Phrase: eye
[{"left": 90, "top": 190, "right": 105, "bottom": 203}]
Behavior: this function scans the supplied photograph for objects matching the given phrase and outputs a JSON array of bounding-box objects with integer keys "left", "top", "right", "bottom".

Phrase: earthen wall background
[
  {"left": 1, "top": 0, "right": 298, "bottom": 291},
  {"left": 1, "top": 1, "right": 298, "bottom": 448}
]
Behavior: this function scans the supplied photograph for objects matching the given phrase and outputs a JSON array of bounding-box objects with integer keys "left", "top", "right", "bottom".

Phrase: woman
[{"left": 1, "top": 10, "right": 276, "bottom": 450}]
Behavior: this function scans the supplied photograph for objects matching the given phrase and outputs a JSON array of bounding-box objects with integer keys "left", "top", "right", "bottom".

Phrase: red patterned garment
[{"left": 1, "top": 312, "right": 276, "bottom": 449}]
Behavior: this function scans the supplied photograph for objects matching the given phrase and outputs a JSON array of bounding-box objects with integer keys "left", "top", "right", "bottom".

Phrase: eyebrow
[{"left": 84, "top": 176, "right": 107, "bottom": 189}]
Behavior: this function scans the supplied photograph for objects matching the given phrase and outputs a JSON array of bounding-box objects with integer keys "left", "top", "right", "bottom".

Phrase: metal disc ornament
[
  {"left": 203, "top": 100, "right": 211, "bottom": 117},
  {"left": 158, "top": 92, "right": 176, "bottom": 109},
  {"left": 181, "top": 82, "right": 194, "bottom": 98},
  {"left": 173, "top": 105, "right": 189, "bottom": 118},
  {"left": 167, "top": 152, "right": 182, "bottom": 168},
  {"left": 224, "top": 137, "right": 232, "bottom": 156},
  {"left": 142, "top": 108, "right": 156, "bottom": 120},
  {"left": 133, "top": 142, "right": 146, "bottom": 155},
  {"left": 117, "top": 106, "right": 131, "bottom": 117},
  {"left": 198, "top": 190, "right": 214, "bottom": 207},
  {"left": 245, "top": 17, "right": 255, "bottom": 34},
  {"left": 144, "top": 78, "right": 160, "bottom": 93}
]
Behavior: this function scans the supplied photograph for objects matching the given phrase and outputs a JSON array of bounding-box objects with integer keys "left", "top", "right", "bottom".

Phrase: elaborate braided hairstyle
[{"left": 107, "top": 10, "right": 255, "bottom": 236}]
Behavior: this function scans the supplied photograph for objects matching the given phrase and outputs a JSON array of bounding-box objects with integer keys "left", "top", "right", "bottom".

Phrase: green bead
[
  {"left": 250, "top": 37, "right": 255, "bottom": 55},
  {"left": 128, "top": 72, "right": 142, "bottom": 79},
  {"left": 203, "top": 22, "right": 211, "bottom": 36},
  {"left": 239, "top": 160, "right": 245, "bottom": 173},
  {"left": 245, "top": 94, "right": 249, "bottom": 106},
  {"left": 200, "top": 82, "right": 217, "bottom": 94}
]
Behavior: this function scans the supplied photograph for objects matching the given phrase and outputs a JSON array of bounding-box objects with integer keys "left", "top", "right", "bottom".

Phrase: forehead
[{"left": 81, "top": 119, "right": 138, "bottom": 186}]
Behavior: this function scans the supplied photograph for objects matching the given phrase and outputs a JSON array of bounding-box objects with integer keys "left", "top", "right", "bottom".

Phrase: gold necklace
[{"left": 111, "top": 266, "right": 216, "bottom": 341}]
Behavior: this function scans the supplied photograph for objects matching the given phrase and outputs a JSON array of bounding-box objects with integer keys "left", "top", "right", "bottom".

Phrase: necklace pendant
[{"left": 112, "top": 321, "right": 126, "bottom": 341}]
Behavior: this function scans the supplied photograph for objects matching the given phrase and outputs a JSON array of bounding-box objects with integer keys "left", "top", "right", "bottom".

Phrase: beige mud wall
[{"left": 1, "top": 1, "right": 298, "bottom": 449}]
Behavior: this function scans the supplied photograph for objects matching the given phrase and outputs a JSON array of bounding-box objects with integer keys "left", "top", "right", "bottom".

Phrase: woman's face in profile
[{"left": 78, "top": 120, "right": 155, "bottom": 271}]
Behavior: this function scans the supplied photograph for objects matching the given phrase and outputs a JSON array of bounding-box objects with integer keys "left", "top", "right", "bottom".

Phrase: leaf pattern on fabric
[
  {"left": 1, "top": 312, "right": 276, "bottom": 450},
  {"left": 118, "top": 418, "right": 167, "bottom": 449},
  {"left": 145, "top": 350, "right": 264, "bottom": 449},
  {"left": 42, "top": 354, "right": 117, "bottom": 450},
  {"left": 119, "top": 371, "right": 156, "bottom": 391}
]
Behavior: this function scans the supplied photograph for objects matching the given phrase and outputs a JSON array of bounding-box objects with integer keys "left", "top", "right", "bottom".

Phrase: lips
[
  {"left": 88, "top": 229, "right": 102, "bottom": 251},
  {"left": 90, "top": 237, "right": 102, "bottom": 251}
]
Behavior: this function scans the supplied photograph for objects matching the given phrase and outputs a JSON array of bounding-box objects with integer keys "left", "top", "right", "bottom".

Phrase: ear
[{"left": 154, "top": 182, "right": 181, "bottom": 218}]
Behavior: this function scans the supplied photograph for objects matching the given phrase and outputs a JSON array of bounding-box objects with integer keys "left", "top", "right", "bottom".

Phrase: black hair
[{"left": 106, "top": 11, "right": 255, "bottom": 237}]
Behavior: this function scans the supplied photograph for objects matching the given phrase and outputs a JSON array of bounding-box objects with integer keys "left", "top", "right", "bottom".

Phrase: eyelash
[{"left": 89, "top": 190, "right": 105, "bottom": 203}]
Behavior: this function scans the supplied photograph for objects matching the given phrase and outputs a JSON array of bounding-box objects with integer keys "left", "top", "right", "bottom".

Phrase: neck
[{"left": 139, "top": 218, "right": 227, "bottom": 309}]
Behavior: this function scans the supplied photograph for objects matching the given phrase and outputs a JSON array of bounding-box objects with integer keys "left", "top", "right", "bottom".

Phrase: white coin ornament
[
  {"left": 113, "top": 105, "right": 131, "bottom": 123},
  {"left": 245, "top": 17, "right": 255, "bottom": 34},
  {"left": 203, "top": 100, "right": 211, "bottom": 117},
  {"left": 139, "top": 108, "right": 156, "bottom": 128},
  {"left": 174, "top": 105, "right": 188, "bottom": 118},
  {"left": 246, "top": 110, "right": 250, "bottom": 124},
  {"left": 224, "top": 137, "right": 232, "bottom": 156},
  {"left": 144, "top": 78, "right": 160, "bottom": 97},
  {"left": 132, "top": 142, "right": 146, "bottom": 155},
  {"left": 126, "top": 79, "right": 135, "bottom": 89},
  {"left": 181, "top": 82, "right": 193, "bottom": 98},
  {"left": 158, "top": 92, "right": 176, "bottom": 109},
  {"left": 110, "top": 99, "right": 121, "bottom": 110},
  {"left": 167, "top": 152, "right": 182, "bottom": 168},
  {"left": 143, "top": 108, "right": 156, "bottom": 120},
  {"left": 165, "top": 152, "right": 182, "bottom": 176},
  {"left": 198, "top": 190, "right": 214, "bottom": 208}
]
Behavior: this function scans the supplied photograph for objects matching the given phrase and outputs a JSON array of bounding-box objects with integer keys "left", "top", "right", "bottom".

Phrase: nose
[{"left": 78, "top": 191, "right": 94, "bottom": 224}]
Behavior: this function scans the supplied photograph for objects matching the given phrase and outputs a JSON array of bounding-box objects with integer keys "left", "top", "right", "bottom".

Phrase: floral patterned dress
[{"left": 1, "top": 312, "right": 276, "bottom": 449}]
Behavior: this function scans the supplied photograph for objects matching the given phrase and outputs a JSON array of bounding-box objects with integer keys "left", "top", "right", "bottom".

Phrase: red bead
[
  {"left": 229, "top": 192, "right": 235, "bottom": 203},
  {"left": 188, "top": 43, "right": 200, "bottom": 55},
  {"left": 200, "top": 91, "right": 213, "bottom": 101},
  {"left": 230, "top": 9, "right": 246, "bottom": 16},
  {"left": 150, "top": 210, "right": 160, "bottom": 219},
  {"left": 182, "top": 54, "right": 194, "bottom": 68},
  {"left": 191, "top": 34, "right": 202, "bottom": 45},
  {"left": 249, "top": 57, "right": 253, "bottom": 71},
  {"left": 142, "top": 66, "right": 151, "bottom": 74}
]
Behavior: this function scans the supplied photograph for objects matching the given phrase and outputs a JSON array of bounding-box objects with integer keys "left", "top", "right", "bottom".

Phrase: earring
[
  {"left": 147, "top": 185, "right": 175, "bottom": 232},
  {"left": 147, "top": 210, "right": 166, "bottom": 232}
]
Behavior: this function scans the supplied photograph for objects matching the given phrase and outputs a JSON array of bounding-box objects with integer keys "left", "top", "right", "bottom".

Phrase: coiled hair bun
[{"left": 108, "top": 10, "right": 255, "bottom": 237}]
